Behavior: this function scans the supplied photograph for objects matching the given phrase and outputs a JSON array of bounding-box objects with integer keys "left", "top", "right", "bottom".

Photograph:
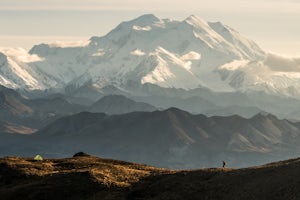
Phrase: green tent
[{"left": 34, "top": 155, "right": 43, "bottom": 161}]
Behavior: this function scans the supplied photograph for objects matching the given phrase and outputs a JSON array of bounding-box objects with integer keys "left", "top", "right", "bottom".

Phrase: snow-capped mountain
[
  {"left": 0, "top": 48, "right": 58, "bottom": 90},
  {"left": 0, "top": 14, "right": 300, "bottom": 100},
  {"left": 68, "top": 14, "right": 264, "bottom": 92},
  {"left": 0, "top": 15, "right": 263, "bottom": 90},
  {"left": 218, "top": 54, "right": 300, "bottom": 96}
]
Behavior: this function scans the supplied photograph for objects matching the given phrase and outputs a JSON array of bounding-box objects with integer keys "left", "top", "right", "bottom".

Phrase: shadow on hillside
[{"left": 127, "top": 164, "right": 300, "bottom": 200}]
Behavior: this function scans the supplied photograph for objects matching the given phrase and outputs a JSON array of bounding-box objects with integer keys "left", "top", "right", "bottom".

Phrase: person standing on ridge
[{"left": 222, "top": 161, "right": 226, "bottom": 168}]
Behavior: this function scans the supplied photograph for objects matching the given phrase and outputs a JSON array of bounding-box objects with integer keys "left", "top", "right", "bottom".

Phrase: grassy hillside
[{"left": 1, "top": 154, "right": 300, "bottom": 200}]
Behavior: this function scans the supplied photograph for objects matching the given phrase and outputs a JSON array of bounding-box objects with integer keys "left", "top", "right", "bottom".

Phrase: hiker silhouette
[{"left": 222, "top": 161, "right": 226, "bottom": 168}]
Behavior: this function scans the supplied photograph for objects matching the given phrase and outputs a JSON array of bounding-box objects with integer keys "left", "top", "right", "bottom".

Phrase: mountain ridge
[
  {"left": 4, "top": 108, "right": 297, "bottom": 168},
  {"left": 88, "top": 95, "right": 157, "bottom": 114}
]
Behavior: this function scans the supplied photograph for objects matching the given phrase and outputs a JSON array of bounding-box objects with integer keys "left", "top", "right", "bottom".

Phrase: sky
[{"left": 0, "top": 0, "right": 299, "bottom": 56}]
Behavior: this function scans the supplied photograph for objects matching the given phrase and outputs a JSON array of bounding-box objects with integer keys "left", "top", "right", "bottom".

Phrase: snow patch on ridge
[
  {"left": 140, "top": 47, "right": 201, "bottom": 89},
  {"left": 133, "top": 25, "right": 152, "bottom": 31},
  {"left": 0, "top": 75, "right": 17, "bottom": 88},
  {"left": 6, "top": 57, "right": 40, "bottom": 88},
  {"left": 0, "top": 48, "right": 44, "bottom": 63},
  {"left": 181, "top": 51, "right": 201, "bottom": 61},
  {"left": 131, "top": 49, "right": 145, "bottom": 56},
  {"left": 219, "top": 60, "right": 249, "bottom": 71},
  {"left": 92, "top": 49, "right": 105, "bottom": 57}
]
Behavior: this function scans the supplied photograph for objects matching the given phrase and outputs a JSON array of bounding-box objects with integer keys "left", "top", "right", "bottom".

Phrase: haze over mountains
[
  {"left": 0, "top": 86, "right": 156, "bottom": 130},
  {"left": 89, "top": 95, "right": 156, "bottom": 114},
  {"left": 38, "top": 108, "right": 300, "bottom": 168},
  {"left": 2, "top": 106, "right": 300, "bottom": 168}
]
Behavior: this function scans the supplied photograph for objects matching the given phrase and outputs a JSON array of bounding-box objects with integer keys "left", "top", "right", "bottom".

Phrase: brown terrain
[{"left": 1, "top": 154, "right": 300, "bottom": 200}]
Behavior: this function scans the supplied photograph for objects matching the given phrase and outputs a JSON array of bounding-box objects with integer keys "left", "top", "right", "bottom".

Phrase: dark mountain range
[
  {"left": 0, "top": 85, "right": 84, "bottom": 130},
  {"left": 0, "top": 85, "right": 33, "bottom": 117},
  {"left": 204, "top": 105, "right": 263, "bottom": 118},
  {"left": 1, "top": 108, "right": 297, "bottom": 168},
  {"left": 89, "top": 95, "right": 157, "bottom": 114},
  {"left": 1, "top": 155, "right": 300, "bottom": 200},
  {"left": 44, "top": 93, "right": 94, "bottom": 106},
  {"left": 1, "top": 85, "right": 299, "bottom": 168},
  {"left": 0, "top": 85, "right": 158, "bottom": 133},
  {"left": 132, "top": 90, "right": 264, "bottom": 118},
  {"left": 0, "top": 85, "right": 83, "bottom": 116},
  {"left": 27, "top": 97, "right": 85, "bottom": 114}
]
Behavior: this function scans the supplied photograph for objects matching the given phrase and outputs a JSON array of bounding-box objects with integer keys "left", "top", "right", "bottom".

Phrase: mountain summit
[
  {"left": 0, "top": 15, "right": 263, "bottom": 91},
  {"left": 1, "top": 14, "right": 300, "bottom": 100}
]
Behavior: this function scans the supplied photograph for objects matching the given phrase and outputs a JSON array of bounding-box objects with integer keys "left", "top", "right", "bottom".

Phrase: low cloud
[{"left": 265, "top": 53, "right": 300, "bottom": 72}]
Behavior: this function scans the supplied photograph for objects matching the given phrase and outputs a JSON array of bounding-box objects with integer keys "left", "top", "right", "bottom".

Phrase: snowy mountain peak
[
  {"left": 2, "top": 14, "right": 300, "bottom": 100},
  {"left": 184, "top": 15, "right": 209, "bottom": 27},
  {"left": 130, "top": 14, "right": 160, "bottom": 26},
  {"left": 0, "top": 52, "right": 8, "bottom": 68},
  {"left": 0, "top": 14, "right": 265, "bottom": 92},
  {"left": 29, "top": 43, "right": 48, "bottom": 55}
]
